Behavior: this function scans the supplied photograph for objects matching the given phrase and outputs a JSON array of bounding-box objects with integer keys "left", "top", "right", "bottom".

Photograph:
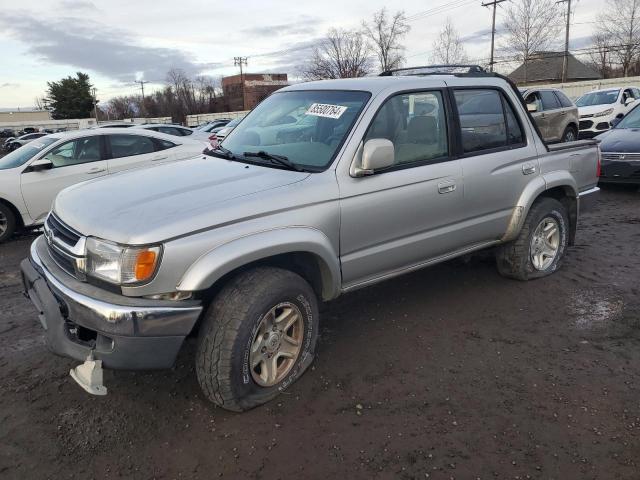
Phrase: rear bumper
[
  {"left": 599, "top": 160, "right": 640, "bottom": 184},
  {"left": 578, "top": 186, "right": 600, "bottom": 213},
  {"left": 21, "top": 237, "right": 202, "bottom": 369}
]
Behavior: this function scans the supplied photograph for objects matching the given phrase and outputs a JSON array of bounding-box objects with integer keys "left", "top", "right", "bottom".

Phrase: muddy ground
[{"left": 1, "top": 186, "right": 639, "bottom": 480}]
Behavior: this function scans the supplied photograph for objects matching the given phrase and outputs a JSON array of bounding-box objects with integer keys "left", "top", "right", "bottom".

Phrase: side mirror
[
  {"left": 527, "top": 103, "right": 538, "bottom": 113},
  {"left": 625, "top": 97, "right": 635, "bottom": 106},
  {"left": 354, "top": 139, "right": 394, "bottom": 176},
  {"left": 28, "top": 159, "right": 53, "bottom": 172}
]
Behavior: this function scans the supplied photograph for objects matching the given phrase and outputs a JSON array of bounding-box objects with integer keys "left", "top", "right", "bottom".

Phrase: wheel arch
[
  {"left": 178, "top": 227, "right": 342, "bottom": 302},
  {"left": 0, "top": 197, "right": 24, "bottom": 229}
]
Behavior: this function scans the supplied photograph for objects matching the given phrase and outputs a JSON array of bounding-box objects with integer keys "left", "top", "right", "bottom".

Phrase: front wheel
[
  {"left": 196, "top": 267, "right": 319, "bottom": 412},
  {"left": 496, "top": 198, "right": 569, "bottom": 280},
  {"left": 0, "top": 203, "right": 16, "bottom": 243}
]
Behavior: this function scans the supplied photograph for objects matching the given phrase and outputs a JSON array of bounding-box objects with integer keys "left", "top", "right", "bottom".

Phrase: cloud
[
  {"left": 0, "top": 12, "right": 222, "bottom": 84},
  {"left": 58, "top": 0, "right": 97, "bottom": 11},
  {"left": 242, "top": 16, "right": 321, "bottom": 38},
  {"left": 0, "top": 83, "right": 19, "bottom": 88}
]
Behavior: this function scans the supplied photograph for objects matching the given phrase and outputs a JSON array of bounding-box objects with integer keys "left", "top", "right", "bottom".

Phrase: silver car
[{"left": 520, "top": 88, "right": 579, "bottom": 143}]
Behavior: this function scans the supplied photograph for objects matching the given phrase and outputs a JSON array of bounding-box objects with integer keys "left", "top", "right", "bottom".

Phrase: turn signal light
[{"left": 135, "top": 250, "right": 158, "bottom": 281}]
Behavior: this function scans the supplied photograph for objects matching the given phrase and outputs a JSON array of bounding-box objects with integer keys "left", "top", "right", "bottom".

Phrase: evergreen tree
[{"left": 45, "top": 72, "right": 94, "bottom": 119}]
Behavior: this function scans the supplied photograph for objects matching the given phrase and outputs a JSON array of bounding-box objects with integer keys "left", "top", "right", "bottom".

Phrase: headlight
[
  {"left": 82, "top": 237, "right": 161, "bottom": 285},
  {"left": 594, "top": 108, "right": 614, "bottom": 117}
]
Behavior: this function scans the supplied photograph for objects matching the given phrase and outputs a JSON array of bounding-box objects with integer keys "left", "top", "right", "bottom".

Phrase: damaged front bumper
[{"left": 21, "top": 236, "right": 203, "bottom": 370}]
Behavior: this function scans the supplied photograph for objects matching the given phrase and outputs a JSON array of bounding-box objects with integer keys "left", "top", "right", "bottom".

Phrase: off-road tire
[
  {"left": 196, "top": 267, "right": 319, "bottom": 412},
  {"left": 0, "top": 203, "right": 16, "bottom": 243},
  {"left": 561, "top": 125, "right": 577, "bottom": 143},
  {"left": 496, "top": 197, "right": 569, "bottom": 281}
]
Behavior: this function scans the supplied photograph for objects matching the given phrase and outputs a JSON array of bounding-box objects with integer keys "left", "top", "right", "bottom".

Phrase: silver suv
[
  {"left": 521, "top": 88, "right": 579, "bottom": 143},
  {"left": 22, "top": 68, "right": 600, "bottom": 411}
]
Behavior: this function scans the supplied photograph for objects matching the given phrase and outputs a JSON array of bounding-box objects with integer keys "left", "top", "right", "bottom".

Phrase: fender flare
[
  {"left": 501, "top": 173, "right": 578, "bottom": 243},
  {"left": 177, "top": 227, "right": 342, "bottom": 300}
]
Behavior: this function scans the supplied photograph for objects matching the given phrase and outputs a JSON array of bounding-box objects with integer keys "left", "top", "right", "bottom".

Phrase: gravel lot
[{"left": 1, "top": 186, "right": 639, "bottom": 480}]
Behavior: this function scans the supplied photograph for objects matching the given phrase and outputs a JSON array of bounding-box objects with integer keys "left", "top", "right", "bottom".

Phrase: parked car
[
  {"left": 520, "top": 88, "right": 579, "bottom": 143},
  {"left": 195, "top": 119, "right": 232, "bottom": 133},
  {"left": 133, "top": 123, "right": 211, "bottom": 144},
  {"left": 212, "top": 117, "right": 243, "bottom": 145},
  {"left": 576, "top": 86, "right": 640, "bottom": 138},
  {"left": 0, "top": 128, "right": 15, "bottom": 138},
  {"left": 21, "top": 67, "right": 599, "bottom": 411},
  {"left": 19, "top": 127, "right": 38, "bottom": 135},
  {"left": 595, "top": 102, "right": 640, "bottom": 184},
  {"left": 3, "top": 132, "right": 48, "bottom": 151},
  {"left": 0, "top": 128, "right": 206, "bottom": 242},
  {"left": 94, "top": 123, "right": 134, "bottom": 128}
]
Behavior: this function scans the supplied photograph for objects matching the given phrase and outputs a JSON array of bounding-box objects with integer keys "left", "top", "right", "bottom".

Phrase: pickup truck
[{"left": 21, "top": 67, "right": 600, "bottom": 412}]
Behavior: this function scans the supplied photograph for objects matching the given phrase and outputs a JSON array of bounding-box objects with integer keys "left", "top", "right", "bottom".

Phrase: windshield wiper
[
  {"left": 243, "top": 150, "right": 304, "bottom": 172},
  {"left": 204, "top": 145, "right": 236, "bottom": 160}
]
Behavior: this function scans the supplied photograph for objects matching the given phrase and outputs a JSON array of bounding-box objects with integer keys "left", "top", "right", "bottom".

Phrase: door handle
[
  {"left": 437, "top": 182, "right": 457, "bottom": 194},
  {"left": 522, "top": 163, "right": 536, "bottom": 175},
  {"left": 86, "top": 167, "right": 106, "bottom": 174},
  {"left": 560, "top": 111, "right": 566, "bottom": 116},
  {"left": 152, "top": 156, "right": 168, "bottom": 161}
]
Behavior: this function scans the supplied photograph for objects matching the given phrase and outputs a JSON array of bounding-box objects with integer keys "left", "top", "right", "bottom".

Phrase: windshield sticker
[{"left": 305, "top": 103, "right": 348, "bottom": 119}]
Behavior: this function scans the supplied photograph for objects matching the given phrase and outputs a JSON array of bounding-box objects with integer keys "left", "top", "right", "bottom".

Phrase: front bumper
[
  {"left": 578, "top": 118, "right": 612, "bottom": 138},
  {"left": 21, "top": 236, "right": 203, "bottom": 369},
  {"left": 599, "top": 160, "right": 640, "bottom": 184}
]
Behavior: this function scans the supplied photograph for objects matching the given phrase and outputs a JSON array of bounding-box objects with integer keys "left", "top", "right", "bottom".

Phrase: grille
[
  {"left": 580, "top": 114, "right": 594, "bottom": 119},
  {"left": 596, "top": 122, "right": 610, "bottom": 130},
  {"left": 602, "top": 152, "right": 640, "bottom": 161},
  {"left": 579, "top": 120, "right": 594, "bottom": 130},
  {"left": 44, "top": 214, "right": 84, "bottom": 279}
]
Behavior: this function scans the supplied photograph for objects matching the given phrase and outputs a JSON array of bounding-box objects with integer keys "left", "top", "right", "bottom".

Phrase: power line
[
  {"left": 482, "top": 0, "right": 507, "bottom": 72},
  {"left": 134, "top": 80, "right": 149, "bottom": 100}
]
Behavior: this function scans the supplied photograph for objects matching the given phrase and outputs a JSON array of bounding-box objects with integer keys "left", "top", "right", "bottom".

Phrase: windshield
[
  {"left": 0, "top": 136, "right": 58, "bottom": 170},
  {"left": 616, "top": 104, "right": 640, "bottom": 128},
  {"left": 221, "top": 90, "right": 371, "bottom": 171},
  {"left": 576, "top": 90, "right": 619, "bottom": 107}
]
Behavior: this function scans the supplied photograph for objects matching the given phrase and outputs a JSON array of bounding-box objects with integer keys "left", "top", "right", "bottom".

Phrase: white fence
[
  {"left": 521, "top": 76, "right": 640, "bottom": 100},
  {"left": 0, "top": 116, "right": 174, "bottom": 135},
  {"left": 185, "top": 111, "right": 249, "bottom": 127}
]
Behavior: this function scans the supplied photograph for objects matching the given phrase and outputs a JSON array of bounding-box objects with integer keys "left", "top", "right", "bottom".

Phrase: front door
[
  {"left": 338, "top": 90, "right": 466, "bottom": 288},
  {"left": 21, "top": 135, "right": 108, "bottom": 223}
]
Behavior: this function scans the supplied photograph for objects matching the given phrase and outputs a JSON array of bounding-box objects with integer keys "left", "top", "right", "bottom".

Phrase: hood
[
  {"left": 597, "top": 128, "right": 640, "bottom": 153},
  {"left": 578, "top": 104, "right": 616, "bottom": 116},
  {"left": 54, "top": 155, "right": 310, "bottom": 244}
]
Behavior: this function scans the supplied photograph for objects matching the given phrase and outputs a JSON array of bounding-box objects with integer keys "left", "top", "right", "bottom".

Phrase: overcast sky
[{"left": 0, "top": 0, "right": 604, "bottom": 108}]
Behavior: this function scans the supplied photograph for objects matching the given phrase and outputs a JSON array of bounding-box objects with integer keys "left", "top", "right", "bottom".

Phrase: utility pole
[
  {"left": 558, "top": 0, "right": 572, "bottom": 83},
  {"left": 134, "top": 80, "right": 149, "bottom": 117},
  {"left": 234, "top": 56, "right": 248, "bottom": 110},
  {"left": 482, "top": 0, "right": 506, "bottom": 72},
  {"left": 91, "top": 87, "right": 99, "bottom": 123}
]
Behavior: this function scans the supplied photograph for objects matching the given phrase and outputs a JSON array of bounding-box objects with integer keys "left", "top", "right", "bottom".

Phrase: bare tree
[
  {"left": 301, "top": 28, "right": 372, "bottom": 80},
  {"left": 362, "top": 8, "right": 411, "bottom": 73},
  {"left": 588, "top": 31, "right": 614, "bottom": 78},
  {"left": 502, "top": 0, "right": 562, "bottom": 82},
  {"left": 431, "top": 19, "right": 469, "bottom": 66},
  {"left": 598, "top": 0, "right": 640, "bottom": 76}
]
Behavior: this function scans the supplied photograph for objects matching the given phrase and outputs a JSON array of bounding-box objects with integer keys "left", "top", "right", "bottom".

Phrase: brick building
[{"left": 222, "top": 73, "right": 288, "bottom": 111}]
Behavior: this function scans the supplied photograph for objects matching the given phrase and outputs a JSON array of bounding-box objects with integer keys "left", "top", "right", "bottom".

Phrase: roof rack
[{"left": 379, "top": 65, "right": 488, "bottom": 77}]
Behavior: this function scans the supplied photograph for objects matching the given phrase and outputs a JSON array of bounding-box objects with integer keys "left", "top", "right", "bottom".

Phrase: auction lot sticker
[{"left": 305, "top": 103, "right": 348, "bottom": 119}]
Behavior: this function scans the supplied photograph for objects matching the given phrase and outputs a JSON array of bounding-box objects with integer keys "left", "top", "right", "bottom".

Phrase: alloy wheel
[{"left": 530, "top": 217, "right": 560, "bottom": 270}]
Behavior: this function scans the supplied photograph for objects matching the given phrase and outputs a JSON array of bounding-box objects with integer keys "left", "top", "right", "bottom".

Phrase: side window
[
  {"left": 158, "top": 126, "right": 183, "bottom": 136},
  {"left": 539, "top": 90, "right": 561, "bottom": 110},
  {"left": 634, "top": 88, "right": 640, "bottom": 98},
  {"left": 555, "top": 91, "right": 574, "bottom": 108},
  {"left": 43, "top": 136, "right": 102, "bottom": 167},
  {"left": 153, "top": 138, "right": 177, "bottom": 151},
  {"left": 622, "top": 89, "right": 633, "bottom": 103},
  {"left": 504, "top": 100, "right": 524, "bottom": 145},
  {"left": 108, "top": 134, "right": 156, "bottom": 159},
  {"left": 364, "top": 90, "right": 448, "bottom": 167},
  {"left": 525, "top": 92, "right": 543, "bottom": 112},
  {"left": 455, "top": 89, "right": 507, "bottom": 153},
  {"left": 179, "top": 128, "right": 193, "bottom": 136}
]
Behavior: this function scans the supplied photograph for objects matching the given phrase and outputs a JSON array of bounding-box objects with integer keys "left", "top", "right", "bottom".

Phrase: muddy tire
[
  {"left": 561, "top": 125, "right": 577, "bottom": 143},
  {"left": 0, "top": 203, "right": 16, "bottom": 243},
  {"left": 196, "top": 267, "right": 319, "bottom": 412},
  {"left": 496, "top": 197, "right": 569, "bottom": 281}
]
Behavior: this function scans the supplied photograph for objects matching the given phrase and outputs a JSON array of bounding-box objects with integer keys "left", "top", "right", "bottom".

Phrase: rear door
[
  {"left": 105, "top": 133, "right": 174, "bottom": 173},
  {"left": 453, "top": 87, "right": 540, "bottom": 243},
  {"left": 20, "top": 135, "right": 108, "bottom": 223},
  {"left": 539, "top": 90, "right": 564, "bottom": 142},
  {"left": 524, "top": 92, "right": 548, "bottom": 139}
]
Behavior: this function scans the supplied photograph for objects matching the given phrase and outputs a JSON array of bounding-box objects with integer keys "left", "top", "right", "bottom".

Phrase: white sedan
[{"left": 0, "top": 128, "right": 206, "bottom": 242}]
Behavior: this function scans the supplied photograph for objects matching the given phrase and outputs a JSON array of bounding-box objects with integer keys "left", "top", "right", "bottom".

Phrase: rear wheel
[
  {"left": 561, "top": 125, "right": 577, "bottom": 142},
  {"left": 0, "top": 203, "right": 16, "bottom": 243},
  {"left": 496, "top": 198, "right": 569, "bottom": 280},
  {"left": 196, "top": 267, "right": 319, "bottom": 412}
]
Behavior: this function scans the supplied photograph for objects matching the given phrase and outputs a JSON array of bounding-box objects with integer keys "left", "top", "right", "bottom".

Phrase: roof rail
[{"left": 379, "top": 65, "right": 487, "bottom": 77}]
